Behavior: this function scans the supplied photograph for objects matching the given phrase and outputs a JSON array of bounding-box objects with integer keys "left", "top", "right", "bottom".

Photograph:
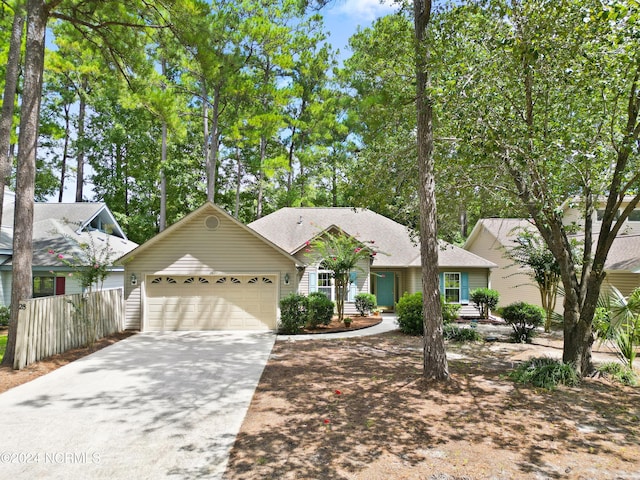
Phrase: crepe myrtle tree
[{"left": 305, "top": 230, "right": 376, "bottom": 322}]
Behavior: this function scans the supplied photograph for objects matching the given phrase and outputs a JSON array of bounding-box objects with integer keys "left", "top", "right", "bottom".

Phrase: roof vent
[{"left": 205, "top": 215, "right": 220, "bottom": 231}]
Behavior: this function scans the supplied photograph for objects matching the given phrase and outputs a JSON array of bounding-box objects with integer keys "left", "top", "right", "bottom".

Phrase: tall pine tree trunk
[
  {"left": 58, "top": 103, "right": 71, "bottom": 202},
  {"left": 206, "top": 84, "right": 220, "bottom": 204},
  {"left": 0, "top": 6, "right": 25, "bottom": 225},
  {"left": 159, "top": 59, "right": 167, "bottom": 231},
  {"left": 74, "top": 79, "right": 87, "bottom": 202},
  {"left": 3, "top": 0, "right": 48, "bottom": 367},
  {"left": 413, "top": 0, "right": 448, "bottom": 381}
]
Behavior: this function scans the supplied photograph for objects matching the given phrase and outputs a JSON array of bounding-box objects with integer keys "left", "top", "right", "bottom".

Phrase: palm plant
[{"left": 594, "top": 287, "right": 640, "bottom": 370}]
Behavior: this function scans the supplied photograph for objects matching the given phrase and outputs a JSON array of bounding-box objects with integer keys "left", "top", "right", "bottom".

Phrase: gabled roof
[
  {"left": 118, "top": 202, "right": 303, "bottom": 266},
  {"left": 249, "top": 207, "right": 496, "bottom": 269},
  {"left": 465, "top": 217, "right": 640, "bottom": 273},
  {"left": 0, "top": 193, "right": 137, "bottom": 269},
  {"left": 464, "top": 218, "right": 536, "bottom": 250}
]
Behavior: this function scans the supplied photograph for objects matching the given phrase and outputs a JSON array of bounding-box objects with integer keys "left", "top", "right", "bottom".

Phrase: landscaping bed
[
  {"left": 297, "top": 315, "right": 382, "bottom": 334},
  {"left": 226, "top": 330, "right": 640, "bottom": 479}
]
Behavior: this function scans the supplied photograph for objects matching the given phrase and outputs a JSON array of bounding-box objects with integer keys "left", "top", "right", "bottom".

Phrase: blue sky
[{"left": 321, "top": 0, "right": 399, "bottom": 61}]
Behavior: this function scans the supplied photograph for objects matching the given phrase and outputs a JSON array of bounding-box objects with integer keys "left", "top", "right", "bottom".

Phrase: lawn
[
  {"left": 225, "top": 330, "right": 640, "bottom": 480},
  {"left": 0, "top": 333, "right": 6, "bottom": 363}
]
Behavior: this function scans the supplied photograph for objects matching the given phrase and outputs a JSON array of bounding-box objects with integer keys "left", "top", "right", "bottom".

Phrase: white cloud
[{"left": 332, "top": 0, "right": 398, "bottom": 22}]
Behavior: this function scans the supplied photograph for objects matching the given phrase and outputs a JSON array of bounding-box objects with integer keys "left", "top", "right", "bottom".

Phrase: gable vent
[{"left": 205, "top": 215, "right": 220, "bottom": 231}]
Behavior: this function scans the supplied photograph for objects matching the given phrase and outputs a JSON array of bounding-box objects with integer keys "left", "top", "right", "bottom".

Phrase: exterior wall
[
  {"left": 465, "top": 229, "right": 543, "bottom": 310},
  {"left": 0, "top": 271, "right": 11, "bottom": 306},
  {"left": 602, "top": 272, "right": 640, "bottom": 299},
  {"left": 100, "top": 272, "right": 124, "bottom": 291},
  {"left": 123, "top": 209, "right": 297, "bottom": 330}
]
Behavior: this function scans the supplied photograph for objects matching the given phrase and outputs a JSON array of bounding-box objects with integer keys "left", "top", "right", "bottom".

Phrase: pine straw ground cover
[{"left": 225, "top": 331, "right": 640, "bottom": 480}]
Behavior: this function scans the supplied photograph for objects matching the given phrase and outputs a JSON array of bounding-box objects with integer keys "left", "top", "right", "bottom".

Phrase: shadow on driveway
[{"left": 0, "top": 331, "right": 275, "bottom": 480}]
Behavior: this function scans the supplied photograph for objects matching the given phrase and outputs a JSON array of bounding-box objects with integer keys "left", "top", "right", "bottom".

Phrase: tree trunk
[
  {"left": 58, "top": 103, "right": 71, "bottom": 202},
  {"left": 0, "top": 6, "right": 25, "bottom": 226},
  {"left": 413, "top": 0, "right": 448, "bottom": 380},
  {"left": 256, "top": 135, "right": 266, "bottom": 219},
  {"left": 202, "top": 81, "right": 210, "bottom": 201},
  {"left": 206, "top": 84, "right": 221, "bottom": 204},
  {"left": 234, "top": 146, "right": 242, "bottom": 218},
  {"left": 159, "top": 121, "right": 167, "bottom": 231},
  {"left": 2, "top": 0, "right": 48, "bottom": 367},
  {"left": 74, "top": 78, "right": 87, "bottom": 202},
  {"left": 159, "top": 59, "right": 167, "bottom": 231}
]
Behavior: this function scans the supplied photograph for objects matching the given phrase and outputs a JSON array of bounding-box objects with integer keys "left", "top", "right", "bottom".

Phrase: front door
[{"left": 376, "top": 271, "right": 395, "bottom": 309}]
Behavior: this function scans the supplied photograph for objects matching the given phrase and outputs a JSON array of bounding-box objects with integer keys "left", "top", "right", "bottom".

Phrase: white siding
[
  {"left": 123, "top": 209, "right": 297, "bottom": 330},
  {"left": 0, "top": 271, "right": 11, "bottom": 306}
]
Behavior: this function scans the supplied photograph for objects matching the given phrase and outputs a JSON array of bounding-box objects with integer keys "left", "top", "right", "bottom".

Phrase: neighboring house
[
  {"left": 464, "top": 198, "right": 640, "bottom": 311},
  {"left": 249, "top": 207, "right": 497, "bottom": 318},
  {"left": 463, "top": 218, "right": 545, "bottom": 310},
  {"left": 0, "top": 190, "right": 138, "bottom": 306},
  {"left": 119, "top": 202, "right": 303, "bottom": 331},
  {"left": 119, "top": 204, "right": 496, "bottom": 332}
]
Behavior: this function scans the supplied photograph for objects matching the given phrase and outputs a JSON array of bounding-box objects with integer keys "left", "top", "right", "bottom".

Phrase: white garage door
[{"left": 145, "top": 274, "right": 278, "bottom": 331}]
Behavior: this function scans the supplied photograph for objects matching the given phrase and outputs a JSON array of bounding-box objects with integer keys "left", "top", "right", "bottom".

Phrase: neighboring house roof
[
  {"left": 605, "top": 235, "right": 640, "bottom": 272},
  {"left": 0, "top": 193, "right": 137, "bottom": 270},
  {"left": 118, "top": 202, "right": 303, "bottom": 267},
  {"left": 465, "top": 217, "right": 640, "bottom": 274},
  {"left": 464, "top": 218, "right": 536, "bottom": 250},
  {"left": 249, "top": 207, "right": 496, "bottom": 269}
]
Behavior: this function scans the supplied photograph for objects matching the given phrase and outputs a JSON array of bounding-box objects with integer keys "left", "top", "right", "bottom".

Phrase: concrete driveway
[{"left": 0, "top": 331, "right": 275, "bottom": 480}]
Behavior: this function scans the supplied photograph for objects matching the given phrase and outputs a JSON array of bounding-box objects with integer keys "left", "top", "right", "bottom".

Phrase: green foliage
[
  {"left": 506, "top": 231, "right": 562, "bottom": 332},
  {"left": 469, "top": 288, "right": 499, "bottom": 319},
  {"left": 510, "top": 357, "right": 580, "bottom": 390},
  {"left": 354, "top": 293, "right": 377, "bottom": 316},
  {"left": 278, "top": 293, "right": 308, "bottom": 334},
  {"left": 443, "top": 324, "right": 482, "bottom": 342},
  {"left": 597, "top": 362, "right": 638, "bottom": 387},
  {"left": 0, "top": 333, "right": 6, "bottom": 363},
  {"left": 0, "top": 306, "right": 9, "bottom": 327},
  {"left": 306, "top": 230, "right": 372, "bottom": 321},
  {"left": 595, "top": 287, "right": 640, "bottom": 369},
  {"left": 48, "top": 232, "right": 115, "bottom": 293},
  {"left": 502, "top": 302, "right": 544, "bottom": 343},
  {"left": 441, "top": 296, "right": 460, "bottom": 324},
  {"left": 396, "top": 292, "right": 459, "bottom": 335},
  {"left": 396, "top": 292, "right": 423, "bottom": 335},
  {"left": 307, "top": 292, "right": 334, "bottom": 328}
]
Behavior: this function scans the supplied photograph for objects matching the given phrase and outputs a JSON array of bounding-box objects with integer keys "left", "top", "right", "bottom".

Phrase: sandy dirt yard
[{"left": 225, "top": 328, "right": 640, "bottom": 480}]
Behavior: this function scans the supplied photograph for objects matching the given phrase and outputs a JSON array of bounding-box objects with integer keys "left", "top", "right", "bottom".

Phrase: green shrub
[
  {"left": 510, "top": 357, "right": 580, "bottom": 390},
  {"left": 354, "top": 293, "right": 377, "bottom": 316},
  {"left": 396, "top": 292, "right": 461, "bottom": 335},
  {"left": 598, "top": 362, "right": 638, "bottom": 386},
  {"left": 442, "top": 296, "right": 460, "bottom": 324},
  {"left": 502, "top": 301, "right": 544, "bottom": 343},
  {"left": 443, "top": 324, "right": 482, "bottom": 342},
  {"left": 396, "top": 292, "right": 423, "bottom": 335},
  {"left": 307, "top": 292, "right": 334, "bottom": 328},
  {"left": 0, "top": 306, "right": 9, "bottom": 327},
  {"left": 470, "top": 288, "right": 500, "bottom": 319},
  {"left": 279, "top": 294, "right": 308, "bottom": 334}
]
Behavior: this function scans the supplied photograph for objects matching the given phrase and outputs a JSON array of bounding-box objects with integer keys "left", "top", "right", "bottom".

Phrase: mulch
[{"left": 297, "top": 315, "right": 382, "bottom": 335}]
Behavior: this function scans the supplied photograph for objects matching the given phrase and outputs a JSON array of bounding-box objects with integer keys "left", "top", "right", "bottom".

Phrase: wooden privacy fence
[{"left": 14, "top": 288, "right": 124, "bottom": 370}]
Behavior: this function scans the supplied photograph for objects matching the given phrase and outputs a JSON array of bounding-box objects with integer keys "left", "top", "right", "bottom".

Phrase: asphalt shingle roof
[{"left": 249, "top": 207, "right": 496, "bottom": 269}]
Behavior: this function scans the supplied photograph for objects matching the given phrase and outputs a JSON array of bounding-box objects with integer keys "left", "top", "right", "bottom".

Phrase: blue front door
[{"left": 376, "top": 271, "right": 395, "bottom": 308}]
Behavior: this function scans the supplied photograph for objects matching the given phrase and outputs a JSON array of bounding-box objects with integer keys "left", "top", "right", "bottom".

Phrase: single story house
[
  {"left": 249, "top": 207, "right": 497, "bottom": 318},
  {"left": 0, "top": 190, "right": 138, "bottom": 306},
  {"left": 464, "top": 198, "right": 640, "bottom": 311},
  {"left": 120, "top": 204, "right": 497, "bottom": 332}
]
